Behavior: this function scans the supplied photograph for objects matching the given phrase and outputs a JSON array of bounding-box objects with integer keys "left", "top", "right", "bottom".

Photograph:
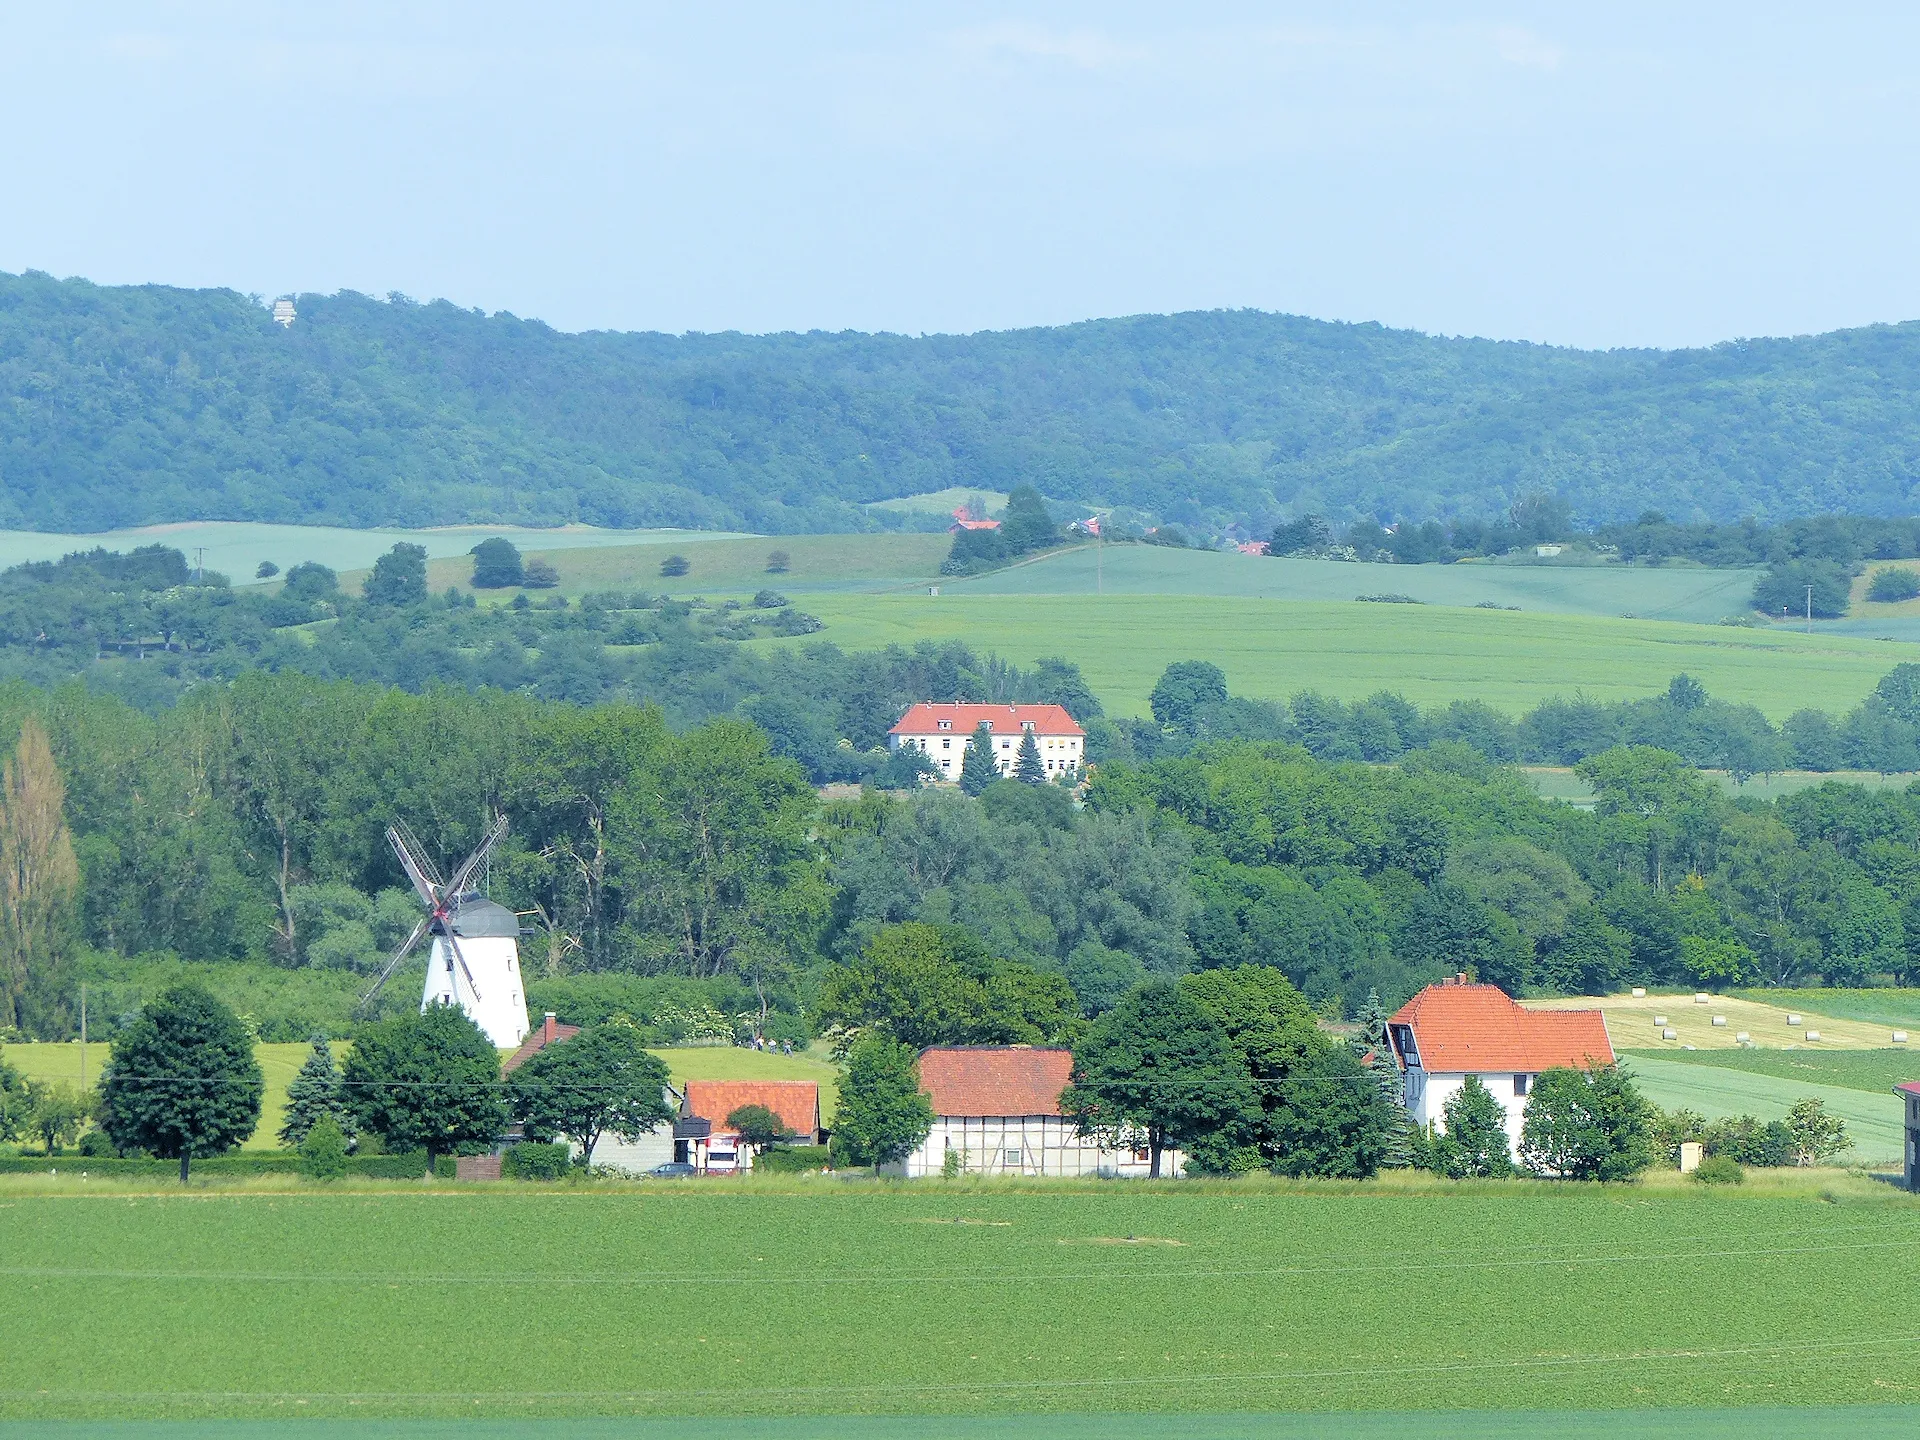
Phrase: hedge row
[{"left": 0, "top": 1152, "right": 453, "bottom": 1179}]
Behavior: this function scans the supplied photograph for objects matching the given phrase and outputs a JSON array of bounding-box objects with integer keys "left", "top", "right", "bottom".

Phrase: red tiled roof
[
  {"left": 503, "top": 1014, "right": 580, "bottom": 1073},
  {"left": 889, "top": 703, "right": 1085, "bottom": 738},
  {"left": 1389, "top": 983, "right": 1613, "bottom": 1073},
  {"left": 950, "top": 518, "right": 1001, "bottom": 531},
  {"left": 1897, "top": 1081, "right": 1920, "bottom": 1098},
  {"left": 684, "top": 1080, "right": 821, "bottom": 1140},
  {"left": 918, "top": 1046, "right": 1074, "bottom": 1117}
]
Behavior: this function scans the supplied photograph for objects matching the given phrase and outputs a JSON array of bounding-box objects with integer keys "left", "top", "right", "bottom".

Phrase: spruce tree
[
  {"left": 1351, "top": 988, "right": 1414, "bottom": 1169},
  {"left": 279, "top": 1034, "right": 351, "bottom": 1147},
  {"left": 959, "top": 722, "right": 1000, "bottom": 795},
  {"left": 1014, "top": 730, "right": 1046, "bottom": 785}
]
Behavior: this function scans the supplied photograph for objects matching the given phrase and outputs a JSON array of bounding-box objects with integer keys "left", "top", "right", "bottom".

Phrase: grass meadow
[
  {"left": 1623, "top": 1047, "right": 1918, "bottom": 1096},
  {"left": 770, "top": 594, "right": 1903, "bottom": 719},
  {"left": 0, "top": 1175, "right": 1916, "bottom": 1422},
  {"left": 1618, "top": 1056, "right": 1907, "bottom": 1162},
  {"left": 1, "top": 1042, "right": 840, "bottom": 1145}
]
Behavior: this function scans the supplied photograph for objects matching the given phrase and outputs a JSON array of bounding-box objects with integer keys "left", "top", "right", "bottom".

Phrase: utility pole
[
  {"left": 79, "top": 983, "right": 87, "bottom": 1090},
  {"left": 1806, "top": 584, "right": 1813, "bottom": 634},
  {"left": 193, "top": 547, "right": 205, "bottom": 584},
  {"left": 1096, "top": 523, "right": 1103, "bottom": 596}
]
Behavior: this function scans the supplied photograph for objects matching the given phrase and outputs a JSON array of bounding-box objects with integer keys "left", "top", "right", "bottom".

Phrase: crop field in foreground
[
  {"left": 775, "top": 594, "right": 1906, "bottom": 719},
  {"left": 0, "top": 1178, "right": 1916, "bottom": 1421}
]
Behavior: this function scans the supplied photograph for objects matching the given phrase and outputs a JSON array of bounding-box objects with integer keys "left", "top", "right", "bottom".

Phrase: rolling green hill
[{"left": 12, "top": 269, "right": 1920, "bottom": 534}]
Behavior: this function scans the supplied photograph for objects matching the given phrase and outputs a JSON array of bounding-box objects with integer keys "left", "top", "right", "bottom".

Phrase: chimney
[
  {"left": 543, "top": 1012, "right": 558, "bottom": 1043},
  {"left": 1456, "top": 972, "right": 1468, "bottom": 985}
]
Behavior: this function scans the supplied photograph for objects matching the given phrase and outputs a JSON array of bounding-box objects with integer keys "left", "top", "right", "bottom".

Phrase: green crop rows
[
  {"left": 1622, "top": 1047, "right": 1920, "bottom": 1096},
  {"left": 2, "top": 1184, "right": 1918, "bottom": 1421}
]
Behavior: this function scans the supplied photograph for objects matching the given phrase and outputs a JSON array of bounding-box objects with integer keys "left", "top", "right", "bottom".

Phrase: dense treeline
[
  {"left": 1104, "top": 661, "right": 1920, "bottom": 780},
  {"left": 14, "top": 270, "right": 1920, "bottom": 535},
  {"left": 4, "top": 665, "right": 1919, "bottom": 1048}
]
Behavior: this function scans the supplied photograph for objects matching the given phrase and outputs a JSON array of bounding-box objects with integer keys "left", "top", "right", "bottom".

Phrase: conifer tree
[
  {"left": 1014, "top": 730, "right": 1046, "bottom": 785},
  {"left": 1351, "top": 988, "right": 1414, "bottom": 1168},
  {"left": 959, "top": 722, "right": 999, "bottom": 795},
  {"left": 279, "top": 1034, "right": 352, "bottom": 1147}
]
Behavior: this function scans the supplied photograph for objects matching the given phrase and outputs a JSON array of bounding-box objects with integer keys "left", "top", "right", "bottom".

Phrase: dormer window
[
  {"left": 1022, "top": 720, "right": 1035, "bottom": 731},
  {"left": 937, "top": 719, "right": 951, "bottom": 730}
]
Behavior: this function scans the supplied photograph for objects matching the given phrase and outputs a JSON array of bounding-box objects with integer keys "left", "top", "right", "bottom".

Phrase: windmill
[{"left": 358, "top": 816, "right": 530, "bottom": 1048}]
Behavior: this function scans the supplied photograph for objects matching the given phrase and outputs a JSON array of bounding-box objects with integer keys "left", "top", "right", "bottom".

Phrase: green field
[
  {"left": 1619, "top": 1055, "right": 1907, "bottom": 1162},
  {"left": 864, "top": 487, "right": 1009, "bottom": 518},
  {"left": 951, "top": 547, "right": 1767, "bottom": 624},
  {"left": 0, "top": 522, "right": 726, "bottom": 587},
  {"left": 1526, "top": 768, "right": 1920, "bottom": 807},
  {"left": 770, "top": 595, "right": 1907, "bottom": 719},
  {"left": 1621, "top": 1047, "right": 1919, "bottom": 1097},
  {"left": 1, "top": 1178, "right": 1917, "bottom": 1421}
]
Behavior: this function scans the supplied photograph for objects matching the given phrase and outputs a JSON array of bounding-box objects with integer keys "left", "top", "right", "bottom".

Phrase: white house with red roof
[
  {"left": 1386, "top": 977, "right": 1614, "bottom": 1160},
  {"left": 1897, "top": 1080, "right": 1920, "bottom": 1190},
  {"left": 893, "top": 1045, "right": 1173, "bottom": 1178},
  {"left": 679, "top": 1079, "right": 822, "bottom": 1174},
  {"left": 887, "top": 703, "right": 1085, "bottom": 784}
]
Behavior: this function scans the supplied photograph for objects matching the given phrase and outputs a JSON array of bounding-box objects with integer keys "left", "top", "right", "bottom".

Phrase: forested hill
[{"left": 7, "top": 269, "right": 1920, "bottom": 534}]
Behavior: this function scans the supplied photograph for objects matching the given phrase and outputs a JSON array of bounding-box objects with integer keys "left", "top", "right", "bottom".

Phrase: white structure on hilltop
[
  {"left": 272, "top": 298, "right": 296, "bottom": 327},
  {"left": 894, "top": 1046, "right": 1176, "bottom": 1178},
  {"left": 1385, "top": 976, "right": 1613, "bottom": 1161},
  {"left": 357, "top": 818, "right": 530, "bottom": 1048},
  {"left": 887, "top": 703, "right": 1085, "bottom": 784}
]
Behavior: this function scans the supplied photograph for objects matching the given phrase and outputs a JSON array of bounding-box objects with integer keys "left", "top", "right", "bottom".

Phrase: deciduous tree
[
  {"left": 1434, "top": 1075, "right": 1513, "bottom": 1178},
  {"left": 98, "top": 985, "right": 263, "bottom": 1181},
  {"left": 0, "top": 718, "right": 80, "bottom": 1037},
  {"left": 1518, "top": 1065, "right": 1652, "bottom": 1181},
  {"left": 507, "top": 1022, "right": 673, "bottom": 1163},
  {"left": 831, "top": 1033, "right": 933, "bottom": 1173},
  {"left": 344, "top": 1004, "right": 507, "bottom": 1176}
]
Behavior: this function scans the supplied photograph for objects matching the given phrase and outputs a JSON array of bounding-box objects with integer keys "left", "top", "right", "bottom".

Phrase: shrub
[
  {"left": 1868, "top": 566, "right": 1920, "bottom": 602},
  {"left": 753, "top": 589, "right": 788, "bottom": 609},
  {"left": 502, "top": 1141, "right": 572, "bottom": 1180},
  {"left": 299, "top": 1115, "right": 349, "bottom": 1180},
  {"left": 765, "top": 550, "right": 791, "bottom": 574},
  {"left": 659, "top": 554, "right": 690, "bottom": 577},
  {"left": 522, "top": 557, "right": 559, "bottom": 588},
  {"left": 1692, "top": 1154, "right": 1744, "bottom": 1185},
  {"left": 753, "top": 1144, "right": 830, "bottom": 1175}
]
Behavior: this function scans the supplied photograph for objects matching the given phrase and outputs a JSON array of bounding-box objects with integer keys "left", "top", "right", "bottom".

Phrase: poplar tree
[
  {"left": 0, "top": 719, "right": 79, "bottom": 1038},
  {"left": 959, "top": 722, "right": 999, "bottom": 795}
]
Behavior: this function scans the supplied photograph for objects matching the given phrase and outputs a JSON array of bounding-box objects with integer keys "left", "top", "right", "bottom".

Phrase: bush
[
  {"left": 501, "top": 1141, "right": 572, "bottom": 1180},
  {"left": 765, "top": 550, "right": 791, "bottom": 574},
  {"left": 299, "top": 1115, "right": 349, "bottom": 1180},
  {"left": 660, "top": 554, "right": 690, "bottom": 577},
  {"left": 1692, "top": 1153, "right": 1744, "bottom": 1185},
  {"left": 753, "top": 589, "right": 788, "bottom": 609},
  {"left": 1868, "top": 566, "right": 1920, "bottom": 602},
  {"left": 752, "top": 1144, "right": 830, "bottom": 1175}
]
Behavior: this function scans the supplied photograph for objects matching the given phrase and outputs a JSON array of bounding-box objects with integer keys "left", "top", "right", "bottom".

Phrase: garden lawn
[
  {"left": 0, "top": 1182, "right": 1918, "bottom": 1421},
  {"left": 778, "top": 595, "right": 1904, "bottom": 719},
  {"left": 1620, "top": 1055, "right": 1907, "bottom": 1162}
]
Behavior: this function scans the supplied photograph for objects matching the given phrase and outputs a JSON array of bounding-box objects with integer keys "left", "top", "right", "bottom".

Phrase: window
[
  {"left": 1003, "top": 1148, "right": 1023, "bottom": 1167},
  {"left": 1022, "top": 720, "right": 1035, "bottom": 731},
  {"left": 941, "top": 738, "right": 951, "bottom": 749},
  {"left": 937, "top": 719, "right": 951, "bottom": 730},
  {"left": 1389, "top": 1024, "right": 1419, "bottom": 1068},
  {"left": 1514, "top": 1074, "right": 1529, "bottom": 1097}
]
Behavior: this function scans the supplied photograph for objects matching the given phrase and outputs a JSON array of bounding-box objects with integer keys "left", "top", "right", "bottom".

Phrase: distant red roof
[
  {"left": 1389, "top": 982, "right": 1613, "bottom": 1073},
  {"left": 950, "top": 518, "right": 1001, "bottom": 531},
  {"left": 1897, "top": 1081, "right": 1920, "bottom": 1098},
  {"left": 503, "top": 1014, "right": 580, "bottom": 1073},
  {"left": 889, "top": 703, "right": 1085, "bottom": 738},
  {"left": 683, "top": 1080, "right": 822, "bottom": 1141},
  {"left": 919, "top": 1046, "right": 1073, "bottom": 1117}
]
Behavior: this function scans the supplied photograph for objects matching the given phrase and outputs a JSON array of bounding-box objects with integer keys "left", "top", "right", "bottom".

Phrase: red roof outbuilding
[
  {"left": 918, "top": 1046, "right": 1074, "bottom": 1117},
  {"left": 1388, "top": 980, "right": 1613, "bottom": 1073},
  {"left": 683, "top": 1080, "right": 822, "bottom": 1143},
  {"left": 503, "top": 1012, "right": 580, "bottom": 1073},
  {"left": 888, "top": 703, "right": 1085, "bottom": 738}
]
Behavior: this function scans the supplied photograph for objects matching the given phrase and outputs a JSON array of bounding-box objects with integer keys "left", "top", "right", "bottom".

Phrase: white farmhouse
[
  {"left": 887, "top": 703, "right": 1085, "bottom": 784},
  {"left": 895, "top": 1045, "right": 1174, "bottom": 1178},
  {"left": 1385, "top": 977, "right": 1614, "bottom": 1160}
]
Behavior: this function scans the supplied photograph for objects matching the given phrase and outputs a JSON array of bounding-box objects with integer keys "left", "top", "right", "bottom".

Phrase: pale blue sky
[{"left": 5, "top": 4, "right": 1918, "bottom": 347}]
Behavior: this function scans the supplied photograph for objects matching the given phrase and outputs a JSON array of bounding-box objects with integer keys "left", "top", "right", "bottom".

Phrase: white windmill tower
[{"left": 357, "top": 817, "right": 529, "bottom": 1048}]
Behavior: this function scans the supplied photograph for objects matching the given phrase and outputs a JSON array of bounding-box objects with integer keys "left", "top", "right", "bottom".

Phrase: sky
[{"left": 5, "top": 3, "right": 1919, "bottom": 348}]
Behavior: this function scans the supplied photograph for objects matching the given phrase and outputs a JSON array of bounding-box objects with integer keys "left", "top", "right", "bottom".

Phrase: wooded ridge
[{"left": 8, "top": 270, "right": 1920, "bottom": 534}]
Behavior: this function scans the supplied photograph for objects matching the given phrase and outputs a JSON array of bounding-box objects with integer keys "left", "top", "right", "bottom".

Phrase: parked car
[{"left": 645, "top": 1162, "right": 698, "bottom": 1179}]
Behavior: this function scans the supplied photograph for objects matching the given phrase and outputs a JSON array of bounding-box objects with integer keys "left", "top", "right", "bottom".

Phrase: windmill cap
[{"left": 445, "top": 896, "right": 519, "bottom": 938}]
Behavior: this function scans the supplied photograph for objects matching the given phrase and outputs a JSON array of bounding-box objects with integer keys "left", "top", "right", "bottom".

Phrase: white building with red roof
[
  {"left": 1386, "top": 976, "right": 1614, "bottom": 1160},
  {"left": 894, "top": 1045, "right": 1173, "bottom": 1178},
  {"left": 887, "top": 703, "right": 1085, "bottom": 784}
]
